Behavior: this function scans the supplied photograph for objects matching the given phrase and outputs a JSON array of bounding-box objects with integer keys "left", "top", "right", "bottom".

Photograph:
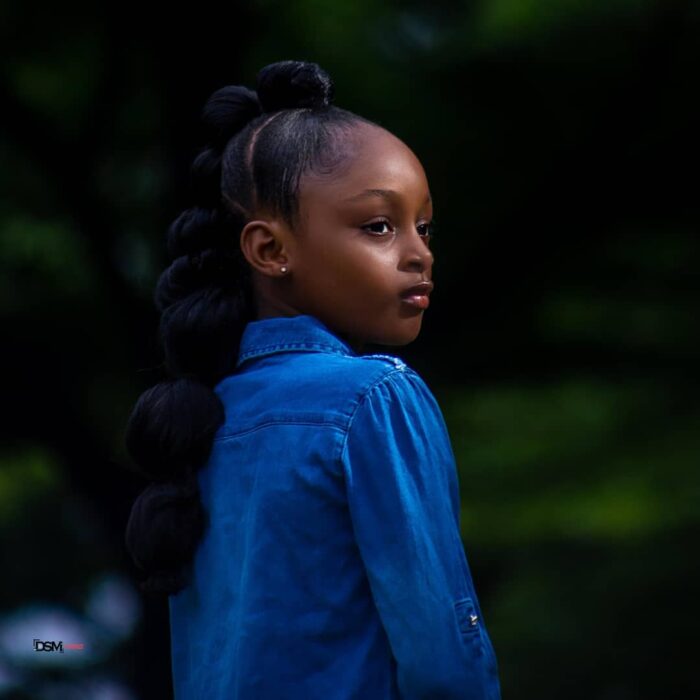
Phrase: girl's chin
[{"left": 376, "top": 321, "right": 424, "bottom": 347}]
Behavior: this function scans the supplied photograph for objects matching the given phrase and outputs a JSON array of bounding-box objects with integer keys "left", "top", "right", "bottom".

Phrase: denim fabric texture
[{"left": 169, "top": 313, "right": 501, "bottom": 699}]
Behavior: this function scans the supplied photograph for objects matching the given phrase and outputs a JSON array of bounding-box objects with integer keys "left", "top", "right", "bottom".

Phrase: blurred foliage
[{"left": 1, "top": 0, "right": 698, "bottom": 697}]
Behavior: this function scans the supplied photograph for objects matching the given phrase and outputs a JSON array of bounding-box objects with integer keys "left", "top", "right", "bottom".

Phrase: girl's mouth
[
  {"left": 400, "top": 294, "right": 430, "bottom": 310},
  {"left": 399, "top": 280, "right": 433, "bottom": 310}
]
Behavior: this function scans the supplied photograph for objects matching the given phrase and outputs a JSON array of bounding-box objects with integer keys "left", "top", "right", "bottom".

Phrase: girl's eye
[
  {"left": 362, "top": 219, "right": 393, "bottom": 236},
  {"left": 418, "top": 221, "right": 435, "bottom": 239},
  {"left": 361, "top": 219, "right": 437, "bottom": 239}
]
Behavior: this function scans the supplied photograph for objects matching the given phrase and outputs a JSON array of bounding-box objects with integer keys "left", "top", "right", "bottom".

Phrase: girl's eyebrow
[{"left": 343, "top": 188, "right": 432, "bottom": 206}]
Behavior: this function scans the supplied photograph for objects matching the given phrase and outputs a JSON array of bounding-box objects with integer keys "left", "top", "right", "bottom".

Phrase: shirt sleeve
[{"left": 341, "top": 367, "right": 490, "bottom": 699}]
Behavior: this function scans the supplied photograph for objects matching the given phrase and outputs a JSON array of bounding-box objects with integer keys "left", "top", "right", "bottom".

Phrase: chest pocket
[{"left": 454, "top": 597, "right": 481, "bottom": 637}]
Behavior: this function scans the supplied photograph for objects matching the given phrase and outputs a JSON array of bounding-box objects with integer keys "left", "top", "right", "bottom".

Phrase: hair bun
[
  {"left": 200, "top": 85, "right": 262, "bottom": 148},
  {"left": 256, "top": 60, "right": 334, "bottom": 114}
]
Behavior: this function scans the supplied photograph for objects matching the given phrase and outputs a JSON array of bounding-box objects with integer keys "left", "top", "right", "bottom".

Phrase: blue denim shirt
[{"left": 169, "top": 314, "right": 501, "bottom": 699}]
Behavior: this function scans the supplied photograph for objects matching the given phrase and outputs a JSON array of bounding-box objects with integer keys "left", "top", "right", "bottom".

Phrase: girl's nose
[{"left": 402, "top": 226, "right": 434, "bottom": 271}]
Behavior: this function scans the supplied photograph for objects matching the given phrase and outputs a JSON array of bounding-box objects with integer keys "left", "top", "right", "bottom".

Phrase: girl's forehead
[{"left": 304, "top": 128, "right": 429, "bottom": 205}]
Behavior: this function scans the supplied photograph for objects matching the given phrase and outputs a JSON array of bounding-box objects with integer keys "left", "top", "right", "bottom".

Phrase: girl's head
[
  {"left": 237, "top": 113, "right": 435, "bottom": 353},
  {"left": 124, "top": 60, "right": 434, "bottom": 594}
]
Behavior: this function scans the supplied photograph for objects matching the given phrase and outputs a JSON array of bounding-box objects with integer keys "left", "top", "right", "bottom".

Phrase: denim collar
[{"left": 235, "top": 314, "right": 358, "bottom": 369}]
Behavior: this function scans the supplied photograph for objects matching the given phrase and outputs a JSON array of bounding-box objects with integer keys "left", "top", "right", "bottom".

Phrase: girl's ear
[{"left": 239, "top": 218, "right": 293, "bottom": 276}]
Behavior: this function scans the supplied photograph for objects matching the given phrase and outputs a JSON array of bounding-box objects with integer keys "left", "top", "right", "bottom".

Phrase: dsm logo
[{"left": 33, "top": 639, "right": 64, "bottom": 653}]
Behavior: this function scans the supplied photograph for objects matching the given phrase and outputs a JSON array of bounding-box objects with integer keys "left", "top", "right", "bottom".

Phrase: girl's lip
[
  {"left": 401, "top": 294, "right": 430, "bottom": 310},
  {"left": 400, "top": 280, "right": 434, "bottom": 297}
]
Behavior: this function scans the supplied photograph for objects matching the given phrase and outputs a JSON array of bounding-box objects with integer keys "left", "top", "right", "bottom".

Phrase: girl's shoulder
[
  {"left": 344, "top": 352, "right": 409, "bottom": 386},
  {"left": 212, "top": 349, "right": 437, "bottom": 441},
  {"left": 216, "top": 348, "right": 431, "bottom": 430},
  {"left": 291, "top": 349, "right": 429, "bottom": 403},
  {"left": 346, "top": 352, "right": 435, "bottom": 410}
]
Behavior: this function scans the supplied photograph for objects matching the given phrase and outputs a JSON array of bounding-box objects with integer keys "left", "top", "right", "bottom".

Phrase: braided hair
[{"left": 124, "top": 60, "right": 377, "bottom": 595}]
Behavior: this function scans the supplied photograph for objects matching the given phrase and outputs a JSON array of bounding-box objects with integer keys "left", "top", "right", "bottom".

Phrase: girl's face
[{"left": 245, "top": 123, "right": 435, "bottom": 353}]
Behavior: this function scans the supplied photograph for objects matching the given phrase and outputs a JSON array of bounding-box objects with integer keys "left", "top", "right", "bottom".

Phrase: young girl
[{"left": 124, "top": 59, "right": 501, "bottom": 700}]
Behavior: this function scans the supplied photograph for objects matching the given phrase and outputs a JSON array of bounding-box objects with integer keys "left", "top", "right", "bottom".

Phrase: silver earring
[{"left": 280, "top": 266, "right": 288, "bottom": 273}]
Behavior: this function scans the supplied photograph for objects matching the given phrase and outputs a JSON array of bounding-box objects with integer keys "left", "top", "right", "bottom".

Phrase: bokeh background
[{"left": 2, "top": 0, "right": 699, "bottom": 697}]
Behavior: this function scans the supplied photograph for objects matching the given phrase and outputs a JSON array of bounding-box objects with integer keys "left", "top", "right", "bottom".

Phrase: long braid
[{"left": 124, "top": 87, "right": 261, "bottom": 594}]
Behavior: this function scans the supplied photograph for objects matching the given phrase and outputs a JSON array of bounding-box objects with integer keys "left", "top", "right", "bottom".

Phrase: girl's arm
[{"left": 340, "top": 367, "right": 499, "bottom": 700}]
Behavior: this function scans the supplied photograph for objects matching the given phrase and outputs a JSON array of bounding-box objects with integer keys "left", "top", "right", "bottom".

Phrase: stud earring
[{"left": 280, "top": 266, "right": 288, "bottom": 273}]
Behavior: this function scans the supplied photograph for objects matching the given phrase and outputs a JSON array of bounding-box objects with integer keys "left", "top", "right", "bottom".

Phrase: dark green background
[{"left": 2, "top": 0, "right": 698, "bottom": 697}]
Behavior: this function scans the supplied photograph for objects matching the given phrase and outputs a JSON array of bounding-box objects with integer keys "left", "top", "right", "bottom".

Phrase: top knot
[
  {"left": 200, "top": 85, "right": 262, "bottom": 148},
  {"left": 256, "top": 60, "right": 335, "bottom": 114}
]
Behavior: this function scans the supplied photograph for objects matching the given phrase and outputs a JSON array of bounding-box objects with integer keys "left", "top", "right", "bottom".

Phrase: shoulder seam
[
  {"left": 359, "top": 353, "right": 408, "bottom": 370},
  {"left": 338, "top": 365, "right": 414, "bottom": 462}
]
